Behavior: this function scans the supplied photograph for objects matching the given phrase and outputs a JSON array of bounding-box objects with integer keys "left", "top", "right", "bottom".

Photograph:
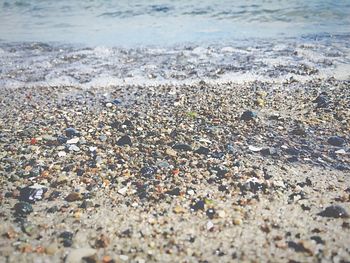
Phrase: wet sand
[{"left": 0, "top": 79, "right": 349, "bottom": 262}]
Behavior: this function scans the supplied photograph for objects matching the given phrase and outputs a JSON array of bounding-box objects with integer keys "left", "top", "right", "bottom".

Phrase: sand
[{"left": 0, "top": 78, "right": 349, "bottom": 262}]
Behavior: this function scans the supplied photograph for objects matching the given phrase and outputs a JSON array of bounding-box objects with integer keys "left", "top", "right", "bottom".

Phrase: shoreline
[{"left": 0, "top": 79, "right": 349, "bottom": 262}]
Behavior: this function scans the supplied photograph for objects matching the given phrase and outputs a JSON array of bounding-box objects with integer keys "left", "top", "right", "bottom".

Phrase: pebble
[
  {"left": 313, "top": 93, "right": 330, "bottom": 108},
  {"left": 165, "top": 148, "right": 177, "bottom": 157},
  {"left": 118, "top": 186, "right": 128, "bottom": 196},
  {"left": 317, "top": 205, "right": 349, "bottom": 218},
  {"left": 172, "top": 143, "right": 192, "bottom": 151},
  {"left": 195, "top": 146, "right": 210, "bottom": 155},
  {"left": 240, "top": 110, "right": 257, "bottom": 121},
  {"left": 65, "top": 192, "right": 82, "bottom": 202},
  {"left": 19, "top": 184, "right": 47, "bottom": 203},
  {"left": 58, "top": 151, "right": 67, "bottom": 157},
  {"left": 69, "top": 145, "right": 80, "bottom": 152},
  {"left": 190, "top": 200, "right": 205, "bottom": 211},
  {"left": 335, "top": 149, "right": 347, "bottom": 155},
  {"left": 65, "top": 128, "right": 80, "bottom": 138},
  {"left": 66, "top": 137, "right": 79, "bottom": 144},
  {"left": 140, "top": 166, "right": 156, "bottom": 178},
  {"left": 328, "top": 136, "right": 345, "bottom": 147},
  {"left": 117, "top": 135, "right": 132, "bottom": 146},
  {"left": 206, "top": 208, "right": 216, "bottom": 219},
  {"left": 45, "top": 243, "right": 58, "bottom": 255},
  {"left": 207, "top": 221, "right": 214, "bottom": 231},
  {"left": 248, "top": 145, "right": 263, "bottom": 152},
  {"left": 14, "top": 202, "right": 33, "bottom": 216},
  {"left": 65, "top": 248, "right": 96, "bottom": 263}
]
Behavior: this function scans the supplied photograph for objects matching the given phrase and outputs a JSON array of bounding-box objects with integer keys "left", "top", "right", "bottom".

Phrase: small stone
[
  {"left": 261, "top": 147, "right": 278, "bottom": 156},
  {"left": 165, "top": 148, "right": 177, "bottom": 157},
  {"left": 206, "top": 208, "right": 216, "bottom": 219},
  {"left": 118, "top": 186, "right": 128, "bottom": 196},
  {"left": 335, "top": 149, "right": 347, "bottom": 155},
  {"left": 65, "top": 128, "right": 80, "bottom": 138},
  {"left": 172, "top": 143, "right": 192, "bottom": 151},
  {"left": 210, "top": 151, "right": 225, "bottom": 159},
  {"left": 317, "top": 205, "right": 349, "bottom": 218},
  {"left": 69, "top": 145, "right": 80, "bottom": 152},
  {"left": 207, "top": 221, "right": 214, "bottom": 231},
  {"left": 58, "top": 151, "right": 66, "bottom": 157},
  {"left": 19, "top": 184, "right": 47, "bottom": 203},
  {"left": 45, "top": 243, "right": 58, "bottom": 255},
  {"left": 328, "top": 136, "right": 345, "bottom": 147},
  {"left": 59, "top": 231, "right": 74, "bottom": 240},
  {"left": 195, "top": 146, "right": 210, "bottom": 155},
  {"left": 140, "top": 166, "right": 156, "bottom": 178},
  {"left": 14, "top": 202, "right": 33, "bottom": 216},
  {"left": 233, "top": 218, "right": 242, "bottom": 225},
  {"left": 65, "top": 192, "right": 82, "bottom": 202},
  {"left": 120, "top": 255, "right": 129, "bottom": 261},
  {"left": 165, "top": 187, "right": 181, "bottom": 196},
  {"left": 240, "top": 110, "right": 257, "bottom": 121},
  {"left": 99, "top": 135, "right": 107, "bottom": 142},
  {"left": 80, "top": 200, "right": 94, "bottom": 209},
  {"left": 67, "top": 137, "right": 79, "bottom": 144},
  {"left": 117, "top": 135, "right": 132, "bottom": 146},
  {"left": 65, "top": 248, "right": 96, "bottom": 263},
  {"left": 248, "top": 145, "right": 263, "bottom": 152},
  {"left": 106, "top": 102, "right": 113, "bottom": 108},
  {"left": 190, "top": 200, "right": 205, "bottom": 211},
  {"left": 173, "top": 205, "right": 186, "bottom": 214},
  {"left": 95, "top": 234, "right": 110, "bottom": 248},
  {"left": 112, "top": 99, "right": 122, "bottom": 105},
  {"left": 313, "top": 93, "right": 330, "bottom": 108}
]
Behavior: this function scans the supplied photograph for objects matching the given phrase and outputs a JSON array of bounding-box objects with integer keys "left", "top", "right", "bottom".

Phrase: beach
[
  {"left": 0, "top": 77, "right": 349, "bottom": 262},
  {"left": 1, "top": 0, "right": 350, "bottom": 262}
]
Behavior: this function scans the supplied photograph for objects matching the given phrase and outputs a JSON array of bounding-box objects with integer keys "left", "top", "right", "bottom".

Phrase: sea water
[{"left": 0, "top": 0, "right": 349, "bottom": 87}]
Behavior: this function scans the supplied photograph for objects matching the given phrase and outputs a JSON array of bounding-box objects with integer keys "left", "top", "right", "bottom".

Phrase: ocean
[{"left": 0, "top": 0, "right": 350, "bottom": 87}]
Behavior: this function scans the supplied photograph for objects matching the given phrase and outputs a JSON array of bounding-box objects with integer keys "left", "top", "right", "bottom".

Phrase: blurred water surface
[{"left": 0, "top": 0, "right": 349, "bottom": 46}]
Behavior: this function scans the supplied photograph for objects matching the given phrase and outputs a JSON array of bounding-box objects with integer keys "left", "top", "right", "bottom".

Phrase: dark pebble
[
  {"left": 172, "top": 143, "right": 192, "bottom": 151},
  {"left": 190, "top": 200, "right": 205, "bottom": 212},
  {"left": 14, "top": 202, "right": 33, "bottom": 216},
  {"left": 285, "top": 147, "right": 300, "bottom": 156},
  {"left": 317, "top": 205, "right": 349, "bottom": 218},
  {"left": 240, "top": 110, "right": 257, "bottom": 121},
  {"left": 112, "top": 99, "right": 122, "bottom": 105},
  {"left": 218, "top": 185, "right": 229, "bottom": 192},
  {"left": 313, "top": 93, "right": 330, "bottom": 108},
  {"left": 62, "top": 239, "right": 73, "bottom": 247},
  {"left": 59, "top": 231, "right": 73, "bottom": 240},
  {"left": 195, "top": 146, "right": 210, "bottom": 155},
  {"left": 310, "top": 236, "right": 325, "bottom": 245},
  {"left": 57, "top": 135, "right": 68, "bottom": 144},
  {"left": 117, "top": 135, "right": 132, "bottom": 146},
  {"left": 261, "top": 147, "right": 278, "bottom": 156},
  {"left": 140, "top": 166, "right": 156, "bottom": 178},
  {"left": 19, "top": 185, "right": 47, "bottom": 203},
  {"left": 211, "top": 151, "right": 225, "bottom": 159},
  {"left": 165, "top": 187, "right": 181, "bottom": 196},
  {"left": 206, "top": 208, "right": 216, "bottom": 219},
  {"left": 65, "top": 128, "right": 80, "bottom": 138},
  {"left": 288, "top": 241, "right": 307, "bottom": 253},
  {"left": 240, "top": 180, "right": 266, "bottom": 193},
  {"left": 76, "top": 168, "right": 85, "bottom": 176},
  {"left": 328, "top": 136, "right": 345, "bottom": 147}
]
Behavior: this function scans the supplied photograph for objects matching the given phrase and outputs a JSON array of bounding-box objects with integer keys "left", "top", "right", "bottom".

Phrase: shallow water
[
  {"left": 0, "top": 1, "right": 350, "bottom": 87},
  {"left": 0, "top": 0, "right": 350, "bottom": 46}
]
